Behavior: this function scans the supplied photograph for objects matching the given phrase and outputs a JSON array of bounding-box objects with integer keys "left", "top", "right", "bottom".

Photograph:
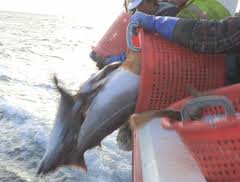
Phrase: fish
[
  {"left": 186, "top": 85, "right": 206, "bottom": 97},
  {"left": 129, "top": 109, "right": 182, "bottom": 129},
  {"left": 116, "top": 121, "right": 132, "bottom": 151},
  {"left": 76, "top": 67, "right": 139, "bottom": 169},
  {"left": 115, "top": 86, "right": 205, "bottom": 148},
  {"left": 37, "top": 62, "right": 123, "bottom": 175},
  {"left": 129, "top": 86, "right": 208, "bottom": 129},
  {"left": 37, "top": 54, "right": 140, "bottom": 175},
  {"left": 76, "top": 52, "right": 141, "bottom": 161}
]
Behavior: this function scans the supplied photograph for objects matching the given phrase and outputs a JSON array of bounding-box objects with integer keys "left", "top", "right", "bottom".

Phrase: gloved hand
[
  {"left": 128, "top": 11, "right": 156, "bottom": 34},
  {"left": 96, "top": 52, "right": 126, "bottom": 70},
  {"left": 128, "top": 11, "right": 179, "bottom": 40},
  {"left": 89, "top": 51, "right": 105, "bottom": 63},
  {"left": 105, "top": 52, "right": 126, "bottom": 65}
]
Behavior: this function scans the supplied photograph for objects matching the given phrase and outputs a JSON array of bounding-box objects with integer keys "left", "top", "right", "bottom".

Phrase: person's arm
[
  {"left": 128, "top": 12, "right": 179, "bottom": 40},
  {"left": 167, "top": 0, "right": 188, "bottom": 7},
  {"left": 172, "top": 17, "right": 240, "bottom": 53},
  {"left": 128, "top": 12, "right": 240, "bottom": 53}
]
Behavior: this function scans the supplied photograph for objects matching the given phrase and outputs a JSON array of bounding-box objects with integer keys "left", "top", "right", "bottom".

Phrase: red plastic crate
[
  {"left": 163, "top": 84, "right": 240, "bottom": 182},
  {"left": 133, "top": 30, "right": 226, "bottom": 182},
  {"left": 92, "top": 12, "right": 130, "bottom": 57},
  {"left": 135, "top": 31, "right": 225, "bottom": 112}
]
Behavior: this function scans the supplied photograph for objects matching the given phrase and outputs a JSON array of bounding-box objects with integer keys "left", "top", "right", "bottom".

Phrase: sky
[
  {"left": 0, "top": 0, "right": 238, "bottom": 25},
  {"left": 0, "top": 0, "right": 124, "bottom": 21},
  {"left": 0, "top": 0, "right": 123, "bottom": 15},
  {"left": 0, "top": 0, "right": 238, "bottom": 18}
]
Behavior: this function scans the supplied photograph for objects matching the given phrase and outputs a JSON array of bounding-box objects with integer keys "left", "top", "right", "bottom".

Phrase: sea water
[{"left": 0, "top": 11, "right": 131, "bottom": 182}]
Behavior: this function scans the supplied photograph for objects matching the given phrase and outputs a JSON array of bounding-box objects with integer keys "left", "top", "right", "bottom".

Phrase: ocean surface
[{"left": 0, "top": 11, "right": 131, "bottom": 182}]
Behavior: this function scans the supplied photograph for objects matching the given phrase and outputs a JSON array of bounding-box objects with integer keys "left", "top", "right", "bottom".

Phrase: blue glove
[
  {"left": 105, "top": 52, "right": 126, "bottom": 65},
  {"left": 128, "top": 11, "right": 179, "bottom": 40},
  {"left": 96, "top": 52, "right": 126, "bottom": 69}
]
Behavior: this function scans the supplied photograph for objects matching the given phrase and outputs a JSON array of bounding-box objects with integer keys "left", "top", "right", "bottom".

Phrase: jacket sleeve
[{"left": 172, "top": 16, "right": 240, "bottom": 53}]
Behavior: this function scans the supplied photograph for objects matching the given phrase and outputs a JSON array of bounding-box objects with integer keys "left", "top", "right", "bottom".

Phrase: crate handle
[
  {"left": 181, "top": 95, "right": 235, "bottom": 121},
  {"left": 126, "top": 23, "right": 141, "bottom": 52}
]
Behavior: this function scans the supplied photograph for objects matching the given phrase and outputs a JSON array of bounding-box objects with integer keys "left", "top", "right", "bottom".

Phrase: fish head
[{"left": 37, "top": 76, "right": 87, "bottom": 176}]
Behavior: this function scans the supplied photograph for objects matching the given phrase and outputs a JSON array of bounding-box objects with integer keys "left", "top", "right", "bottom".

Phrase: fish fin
[
  {"left": 78, "top": 158, "right": 87, "bottom": 172},
  {"left": 129, "top": 109, "right": 181, "bottom": 129},
  {"left": 92, "top": 62, "right": 121, "bottom": 82},
  {"left": 91, "top": 78, "right": 108, "bottom": 91},
  {"left": 79, "top": 63, "right": 120, "bottom": 94},
  {"left": 117, "top": 122, "right": 132, "bottom": 151},
  {"left": 53, "top": 74, "right": 73, "bottom": 103},
  {"left": 186, "top": 85, "right": 205, "bottom": 97},
  {"left": 36, "top": 156, "right": 55, "bottom": 176},
  {"left": 36, "top": 160, "right": 45, "bottom": 176},
  {"left": 160, "top": 109, "right": 182, "bottom": 121}
]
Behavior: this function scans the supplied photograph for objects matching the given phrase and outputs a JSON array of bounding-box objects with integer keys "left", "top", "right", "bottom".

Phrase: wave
[
  {"left": 0, "top": 165, "right": 27, "bottom": 182},
  {"left": 0, "top": 75, "right": 12, "bottom": 82},
  {"left": 0, "top": 9, "right": 131, "bottom": 181}
]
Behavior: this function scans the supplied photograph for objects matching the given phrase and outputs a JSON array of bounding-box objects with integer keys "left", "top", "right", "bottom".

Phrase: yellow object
[{"left": 177, "top": 0, "right": 230, "bottom": 20}]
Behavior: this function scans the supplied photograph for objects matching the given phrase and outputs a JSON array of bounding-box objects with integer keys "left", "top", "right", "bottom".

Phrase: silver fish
[
  {"left": 37, "top": 64, "right": 139, "bottom": 175},
  {"left": 37, "top": 63, "right": 122, "bottom": 175},
  {"left": 117, "top": 121, "right": 132, "bottom": 151},
  {"left": 76, "top": 68, "right": 139, "bottom": 168}
]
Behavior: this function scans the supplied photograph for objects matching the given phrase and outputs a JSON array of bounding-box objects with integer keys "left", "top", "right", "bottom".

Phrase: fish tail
[
  {"left": 74, "top": 154, "right": 88, "bottom": 172},
  {"left": 36, "top": 157, "right": 48, "bottom": 176}
]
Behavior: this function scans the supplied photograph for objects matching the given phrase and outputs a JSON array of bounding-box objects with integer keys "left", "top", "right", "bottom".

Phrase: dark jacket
[
  {"left": 154, "top": 2, "right": 180, "bottom": 16},
  {"left": 172, "top": 16, "right": 240, "bottom": 54}
]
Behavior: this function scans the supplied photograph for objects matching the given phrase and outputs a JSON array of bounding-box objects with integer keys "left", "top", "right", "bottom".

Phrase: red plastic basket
[
  {"left": 91, "top": 12, "right": 130, "bottom": 57},
  {"left": 162, "top": 84, "right": 240, "bottom": 182},
  {"left": 135, "top": 31, "right": 226, "bottom": 112},
  {"left": 132, "top": 30, "right": 226, "bottom": 182}
]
